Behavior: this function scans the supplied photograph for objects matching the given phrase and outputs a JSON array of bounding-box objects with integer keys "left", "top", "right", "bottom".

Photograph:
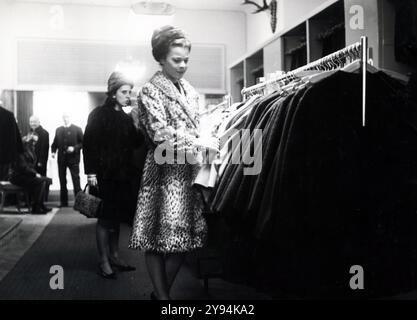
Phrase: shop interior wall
[
  {"left": 0, "top": 1, "right": 247, "bottom": 192},
  {"left": 0, "top": 1, "right": 246, "bottom": 93}
]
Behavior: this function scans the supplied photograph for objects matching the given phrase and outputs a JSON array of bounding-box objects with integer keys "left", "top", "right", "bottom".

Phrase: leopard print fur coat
[{"left": 129, "top": 71, "right": 207, "bottom": 253}]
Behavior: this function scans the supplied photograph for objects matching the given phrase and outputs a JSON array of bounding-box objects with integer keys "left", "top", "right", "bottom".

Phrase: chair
[{"left": 0, "top": 181, "right": 31, "bottom": 213}]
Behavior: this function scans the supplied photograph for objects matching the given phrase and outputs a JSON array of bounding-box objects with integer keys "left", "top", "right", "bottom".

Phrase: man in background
[
  {"left": 29, "top": 115, "right": 49, "bottom": 177},
  {"left": 51, "top": 113, "right": 83, "bottom": 207}
]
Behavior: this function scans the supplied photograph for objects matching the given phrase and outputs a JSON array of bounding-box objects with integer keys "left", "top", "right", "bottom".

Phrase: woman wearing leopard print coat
[{"left": 129, "top": 26, "right": 218, "bottom": 300}]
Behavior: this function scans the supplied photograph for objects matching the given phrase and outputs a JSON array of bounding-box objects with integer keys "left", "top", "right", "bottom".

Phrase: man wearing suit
[
  {"left": 51, "top": 113, "right": 83, "bottom": 207},
  {"left": 29, "top": 115, "right": 49, "bottom": 176}
]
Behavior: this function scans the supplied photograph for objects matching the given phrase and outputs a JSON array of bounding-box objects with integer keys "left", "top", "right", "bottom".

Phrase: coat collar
[{"left": 150, "top": 71, "right": 198, "bottom": 128}]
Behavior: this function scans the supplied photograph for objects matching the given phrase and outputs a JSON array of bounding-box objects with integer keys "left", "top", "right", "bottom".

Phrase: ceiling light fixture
[{"left": 131, "top": 1, "right": 175, "bottom": 16}]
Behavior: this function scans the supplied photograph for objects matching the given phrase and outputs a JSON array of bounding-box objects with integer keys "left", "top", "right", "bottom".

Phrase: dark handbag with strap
[{"left": 73, "top": 184, "right": 102, "bottom": 218}]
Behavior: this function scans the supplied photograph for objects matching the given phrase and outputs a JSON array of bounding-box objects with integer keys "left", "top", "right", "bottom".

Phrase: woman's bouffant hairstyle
[{"left": 151, "top": 25, "right": 191, "bottom": 63}]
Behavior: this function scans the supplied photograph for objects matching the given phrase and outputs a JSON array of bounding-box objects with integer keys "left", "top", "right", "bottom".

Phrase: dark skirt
[{"left": 97, "top": 177, "right": 139, "bottom": 225}]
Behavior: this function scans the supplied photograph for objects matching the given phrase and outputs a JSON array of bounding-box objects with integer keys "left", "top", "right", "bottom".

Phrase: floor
[
  {"left": 2, "top": 201, "right": 417, "bottom": 300},
  {"left": 0, "top": 204, "right": 270, "bottom": 300}
]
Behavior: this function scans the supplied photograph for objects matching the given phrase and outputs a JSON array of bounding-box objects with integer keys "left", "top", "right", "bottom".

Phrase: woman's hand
[
  {"left": 154, "top": 127, "right": 176, "bottom": 142},
  {"left": 67, "top": 146, "right": 75, "bottom": 153},
  {"left": 87, "top": 174, "right": 98, "bottom": 187}
]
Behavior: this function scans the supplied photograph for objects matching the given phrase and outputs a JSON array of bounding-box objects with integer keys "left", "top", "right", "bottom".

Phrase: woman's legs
[
  {"left": 165, "top": 253, "right": 186, "bottom": 292},
  {"left": 145, "top": 251, "right": 170, "bottom": 300},
  {"left": 144, "top": 251, "right": 186, "bottom": 299},
  {"left": 96, "top": 219, "right": 113, "bottom": 274},
  {"left": 108, "top": 222, "right": 134, "bottom": 268}
]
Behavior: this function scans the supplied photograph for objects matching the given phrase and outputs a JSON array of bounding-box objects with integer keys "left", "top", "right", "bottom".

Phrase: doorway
[{"left": 33, "top": 91, "right": 89, "bottom": 193}]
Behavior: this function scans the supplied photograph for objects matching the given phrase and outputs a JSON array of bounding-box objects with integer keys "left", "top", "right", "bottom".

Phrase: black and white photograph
[{"left": 0, "top": 0, "right": 417, "bottom": 307}]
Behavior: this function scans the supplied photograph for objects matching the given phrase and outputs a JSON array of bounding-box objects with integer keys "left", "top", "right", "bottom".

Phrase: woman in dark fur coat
[{"left": 83, "top": 72, "right": 144, "bottom": 279}]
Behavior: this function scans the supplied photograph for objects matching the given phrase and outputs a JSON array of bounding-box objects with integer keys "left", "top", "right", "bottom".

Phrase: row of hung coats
[{"left": 196, "top": 70, "right": 417, "bottom": 298}]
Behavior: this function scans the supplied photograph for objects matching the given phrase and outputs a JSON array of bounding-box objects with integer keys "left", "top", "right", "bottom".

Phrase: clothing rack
[
  {"left": 241, "top": 36, "right": 369, "bottom": 127},
  {"left": 223, "top": 94, "right": 232, "bottom": 109},
  {"left": 361, "top": 36, "right": 368, "bottom": 127},
  {"left": 201, "top": 94, "right": 232, "bottom": 116}
]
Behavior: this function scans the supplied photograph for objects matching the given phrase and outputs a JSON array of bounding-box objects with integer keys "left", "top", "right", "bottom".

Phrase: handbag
[{"left": 73, "top": 184, "right": 102, "bottom": 218}]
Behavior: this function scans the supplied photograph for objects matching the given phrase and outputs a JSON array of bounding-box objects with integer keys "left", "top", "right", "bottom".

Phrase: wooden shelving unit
[
  {"left": 307, "top": 0, "right": 345, "bottom": 62},
  {"left": 229, "top": 0, "right": 346, "bottom": 102},
  {"left": 245, "top": 49, "right": 264, "bottom": 87},
  {"left": 229, "top": 0, "right": 410, "bottom": 102},
  {"left": 230, "top": 61, "right": 245, "bottom": 104},
  {"left": 283, "top": 22, "right": 307, "bottom": 72}
]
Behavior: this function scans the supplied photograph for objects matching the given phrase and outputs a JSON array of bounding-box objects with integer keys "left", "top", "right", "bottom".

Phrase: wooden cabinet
[
  {"left": 230, "top": 0, "right": 346, "bottom": 101},
  {"left": 264, "top": 37, "right": 283, "bottom": 76},
  {"left": 230, "top": 61, "right": 244, "bottom": 104},
  {"left": 344, "top": 0, "right": 417, "bottom": 74},
  {"left": 229, "top": 0, "right": 413, "bottom": 102},
  {"left": 283, "top": 22, "right": 308, "bottom": 71},
  {"left": 245, "top": 50, "right": 264, "bottom": 87},
  {"left": 308, "top": 0, "right": 345, "bottom": 62},
  {"left": 229, "top": 50, "right": 264, "bottom": 103}
]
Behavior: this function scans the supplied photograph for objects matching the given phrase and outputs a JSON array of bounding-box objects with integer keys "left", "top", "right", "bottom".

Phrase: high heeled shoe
[
  {"left": 109, "top": 259, "right": 136, "bottom": 272},
  {"left": 97, "top": 263, "right": 117, "bottom": 280}
]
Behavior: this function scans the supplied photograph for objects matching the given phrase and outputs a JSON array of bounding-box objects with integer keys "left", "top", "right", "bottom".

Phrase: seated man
[{"left": 10, "top": 135, "right": 52, "bottom": 214}]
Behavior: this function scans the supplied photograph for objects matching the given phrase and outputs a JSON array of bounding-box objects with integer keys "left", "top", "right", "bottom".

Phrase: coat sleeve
[
  {"left": 83, "top": 111, "right": 100, "bottom": 175},
  {"left": 39, "top": 130, "right": 49, "bottom": 165},
  {"left": 74, "top": 126, "right": 83, "bottom": 152},
  {"left": 51, "top": 129, "right": 59, "bottom": 153},
  {"left": 138, "top": 88, "right": 197, "bottom": 154}
]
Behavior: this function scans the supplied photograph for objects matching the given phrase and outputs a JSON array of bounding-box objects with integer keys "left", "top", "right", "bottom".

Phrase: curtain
[{"left": 16, "top": 91, "right": 33, "bottom": 137}]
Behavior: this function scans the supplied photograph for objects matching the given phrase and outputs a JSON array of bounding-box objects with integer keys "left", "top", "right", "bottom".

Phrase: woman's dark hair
[{"left": 151, "top": 25, "right": 191, "bottom": 63}]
